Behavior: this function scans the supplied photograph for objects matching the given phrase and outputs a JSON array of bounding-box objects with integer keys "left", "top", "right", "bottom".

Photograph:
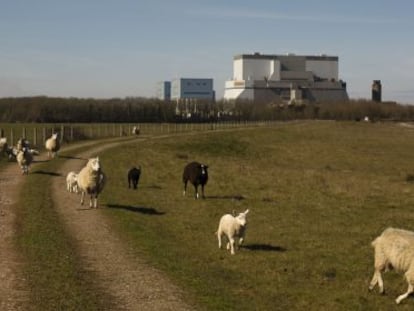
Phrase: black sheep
[
  {"left": 128, "top": 166, "right": 141, "bottom": 189},
  {"left": 182, "top": 161, "right": 208, "bottom": 199}
]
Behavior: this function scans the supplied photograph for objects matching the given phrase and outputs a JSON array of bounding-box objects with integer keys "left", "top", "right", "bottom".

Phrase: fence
[{"left": 0, "top": 121, "right": 275, "bottom": 150}]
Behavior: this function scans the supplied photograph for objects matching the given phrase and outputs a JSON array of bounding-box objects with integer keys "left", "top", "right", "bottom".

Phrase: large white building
[{"left": 223, "top": 53, "right": 348, "bottom": 103}]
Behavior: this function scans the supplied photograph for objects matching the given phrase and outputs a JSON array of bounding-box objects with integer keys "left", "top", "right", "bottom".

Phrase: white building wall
[
  {"left": 305, "top": 60, "right": 338, "bottom": 80},
  {"left": 269, "top": 60, "right": 281, "bottom": 81},
  {"left": 242, "top": 58, "right": 273, "bottom": 81},
  {"left": 233, "top": 59, "right": 244, "bottom": 80}
]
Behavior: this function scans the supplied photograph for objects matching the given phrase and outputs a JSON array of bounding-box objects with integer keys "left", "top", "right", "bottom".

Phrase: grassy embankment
[{"left": 98, "top": 121, "right": 414, "bottom": 310}]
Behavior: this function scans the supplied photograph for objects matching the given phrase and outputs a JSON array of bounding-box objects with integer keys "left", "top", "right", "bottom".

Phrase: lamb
[
  {"left": 45, "top": 132, "right": 60, "bottom": 158},
  {"left": 77, "top": 157, "right": 106, "bottom": 208},
  {"left": 182, "top": 161, "right": 208, "bottom": 199},
  {"left": 217, "top": 209, "right": 249, "bottom": 255},
  {"left": 66, "top": 171, "right": 79, "bottom": 193},
  {"left": 128, "top": 166, "right": 141, "bottom": 189},
  {"left": 369, "top": 227, "right": 414, "bottom": 304},
  {"left": 16, "top": 147, "right": 33, "bottom": 175}
]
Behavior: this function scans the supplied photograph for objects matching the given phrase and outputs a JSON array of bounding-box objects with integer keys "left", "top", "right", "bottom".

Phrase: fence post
[
  {"left": 10, "top": 129, "right": 14, "bottom": 146},
  {"left": 22, "top": 127, "right": 26, "bottom": 139},
  {"left": 42, "top": 127, "right": 46, "bottom": 145},
  {"left": 60, "top": 124, "right": 64, "bottom": 143},
  {"left": 33, "top": 128, "right": 37, "bottom": 147},
  {"left": 70, "top": 126, "right": 74, "bottom": 141}
]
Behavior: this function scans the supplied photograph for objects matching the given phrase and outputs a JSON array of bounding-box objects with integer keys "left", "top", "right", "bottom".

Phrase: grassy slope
[{"left": 98, "top": 121, "right": 414, "bottom": 310}]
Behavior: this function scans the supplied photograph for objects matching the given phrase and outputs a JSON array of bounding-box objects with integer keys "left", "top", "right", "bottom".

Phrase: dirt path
[
  {"left": 51, "top": 138, "right": 194, "bottom": 310},
  {"left": 0, "top": 159, "right": 32, "bottom": 310}
]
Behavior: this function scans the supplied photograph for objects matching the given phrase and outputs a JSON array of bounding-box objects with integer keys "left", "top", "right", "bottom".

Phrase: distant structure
[
  {"left": 223, "top": 53, "right": 348, "bottom": 103},
  {"left": 372, "top": 80, "right": 382, "bottom": 102},
  {"left": 156, "top": 81, "right": 171, "bottom": 100},
  {"left": 171, "top": 78, "right": 215, "bottom": 101}
]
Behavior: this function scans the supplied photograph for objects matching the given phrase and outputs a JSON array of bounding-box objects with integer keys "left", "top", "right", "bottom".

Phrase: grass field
[
  {"left": 96, "top": 121, "right": 414, "bottom": 310},
  {"left": 7, "top": 120, "right": 414, "bottom": 310}
]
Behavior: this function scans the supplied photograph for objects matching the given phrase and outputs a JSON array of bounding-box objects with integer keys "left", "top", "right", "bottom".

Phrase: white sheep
[
  {"left": 16, "top": 147, "right": 33, "bottom": 175},
  {"left": 66, "top": 171, "right": 79, "bottom": 193},
  {"left": 132, "top": 126, "right": 140, "bottom": 135},
  {"left": 0, "top": 137, "right": 7, "bottom": 151},
  {"left": 369, "top": 227, "right": 414, "bottom": 304},
  {"left": 45, "top": 133, "right": 60, "bottom": 158},
  {"left": 77, "top": 157, "right": 106, "bottom": 208},
  {"left": 217, "top": 209, "right": 249, "bottom": 255}
]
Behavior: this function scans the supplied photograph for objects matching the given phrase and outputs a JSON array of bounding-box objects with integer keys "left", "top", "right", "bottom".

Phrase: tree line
[{"left": 0, "top": 96, "right": 413, "bottom": 123}]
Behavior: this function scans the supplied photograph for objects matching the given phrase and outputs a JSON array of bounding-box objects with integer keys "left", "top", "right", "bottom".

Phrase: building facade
[
  {"left": 223, "top": 53, "right": 348, "bottom": 103},
  {"left": 171, "top": 78, "right": 215, "bottom": 101},
  {"left": 156, "top": 81, "right": 171, "bottom": 100}
]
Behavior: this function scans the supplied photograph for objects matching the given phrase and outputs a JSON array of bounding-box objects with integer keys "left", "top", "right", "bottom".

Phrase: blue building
[{"left": 171, "top": 78, "right": 215, "bottom": 101}]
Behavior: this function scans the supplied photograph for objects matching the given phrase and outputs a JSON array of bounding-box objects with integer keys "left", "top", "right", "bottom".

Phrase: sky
[{"left": 1, "top": 0, "right": 414, "bottom": 103}]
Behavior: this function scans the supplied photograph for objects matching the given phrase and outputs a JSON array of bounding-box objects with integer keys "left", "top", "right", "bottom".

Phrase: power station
[{"left": 223, "top": 53, "right": 349, "bottom": 103}]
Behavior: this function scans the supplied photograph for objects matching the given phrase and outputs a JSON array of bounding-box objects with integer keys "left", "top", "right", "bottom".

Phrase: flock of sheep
[{"left": 1, "top": 131, "right": 414, "bottom": 304}]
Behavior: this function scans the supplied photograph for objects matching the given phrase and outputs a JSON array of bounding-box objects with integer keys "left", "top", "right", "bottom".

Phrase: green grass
[{"left": 97, "top": 121, "right": 414, "bottom": 310}]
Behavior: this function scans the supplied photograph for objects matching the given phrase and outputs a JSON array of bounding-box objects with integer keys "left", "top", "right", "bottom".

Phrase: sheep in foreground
[
  {"left": 16, "top": 147, "right": 33, "bottom": 175},
  {"left": 369, "top": 227, "right": 414, "bottom": 304},
  {"left": 66, "top": 171, "right": 79, "bottom": 193},
  {"left": 45, "top": 133, "right": 60, "bottom": 158},
  {"left": 128, "top": 166, "right": 141, "bottom": 189},
  {"left": 182, "top": 161, "right": 208, "bottom": 199},
  {"left": 77, "top": 157, "right": 106, "bottom": 208},
  {"left": 217, "top": 209, "right": 249, "bottom": 255}
]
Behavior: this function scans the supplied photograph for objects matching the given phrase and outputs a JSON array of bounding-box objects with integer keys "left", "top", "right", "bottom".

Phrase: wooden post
[
  {"left": 33, "top": 128, "right": 37, "bottom": 147},
  {"left": 42, "top": 128, "right": 46, "bottom": 145},
  {"left": 60, "top": 124, "right": 64, "bottom": 143},
  {"left": 10, "top": 129, "right": 14, "bottom": 146},
  {"left": 70, "top": 126, "right": 74, "bottom": 141}
]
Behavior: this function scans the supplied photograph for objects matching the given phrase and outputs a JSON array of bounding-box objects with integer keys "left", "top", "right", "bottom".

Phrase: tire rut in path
[{"left": 51, "top": 139, "right": 194, "bottom": 310}]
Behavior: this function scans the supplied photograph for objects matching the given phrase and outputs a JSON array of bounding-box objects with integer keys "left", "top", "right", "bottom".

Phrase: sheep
[
  {"left": 182, "top": 161, "right": 208, "bottom": 199},
  {"left": 45, "top": 132, "right": 60, "bottom": 158},
  {"left": 217, "top": 209, "right": 249, "bottom": 255},
  {"left": 16, "top": 137, "right": 29, "bottom": 152},
  {"left": 16, "top": 147, "right": 33, "bottom": 175},
  {"left": 66, "top": 171, "right": 79, "bottom": 193},
  {"left": 132, "top": 126, "right": 140, "bottom": 135},
  {"left": 77, "top": 157, "right": 106, "bottom": 208},
  {"left": 369, "top": 227, "right": 414, "bottom": 304},
  {"left": 0, "top": 137, "right": 8, "bottom": 155},
  {"left": 128, "top": 166, "right": 141, "bottom": 189}
]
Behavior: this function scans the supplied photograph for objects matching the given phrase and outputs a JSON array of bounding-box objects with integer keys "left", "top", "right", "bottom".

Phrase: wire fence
[{"left": 0, "top": 121, "right": 276, "bottom": 150}]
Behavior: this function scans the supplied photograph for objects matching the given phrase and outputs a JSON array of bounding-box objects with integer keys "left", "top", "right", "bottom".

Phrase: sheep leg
[
  {"left": 396, "top": 283, "right": 413, "bottom": 304},
  {"left": 183, "top": 180, "right": 188, "bottom": 196},
  {"left": 229, "top": 238, "right": 236, "bottom": 255},
  {"left": 194, "top": 185, "right": 199, "bottom": 199},
  {"left": 201, "top": 184, "right": 205, "bottom": 199},
  {"left": 218, "top": 232, "right": 222, "bottom": 249},
  {"left": 80, "top": 192, "right": 85, "bottom": 205}
]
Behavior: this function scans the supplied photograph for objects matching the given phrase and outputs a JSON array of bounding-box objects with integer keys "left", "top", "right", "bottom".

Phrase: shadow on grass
[
  {"left": 106, "top": 204, "right": 165, "bottom": 215},
  {"left": 59, "top": 155, "right": 86, "bottom": 160},
  {"left": 207, "top": 195, "right": 246, "bottom": 201},
  {"left": 242, "top": 244, "right": 287, "bottom": 252},
  {"left": 32, "top": 170, "right": 62, "bottom": 177}
]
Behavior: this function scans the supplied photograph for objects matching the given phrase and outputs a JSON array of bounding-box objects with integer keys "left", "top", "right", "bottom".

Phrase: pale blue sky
[{"left": 1, "top": 0, "right": 413, "bottom": 103}]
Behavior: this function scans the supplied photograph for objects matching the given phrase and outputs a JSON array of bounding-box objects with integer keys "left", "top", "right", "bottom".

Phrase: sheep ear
[
  {"left": 96, "top": 156, "right": 99, "bottom": 161},
  {"left": 244, "top": 209, "right": 249, "bottom": 215}
]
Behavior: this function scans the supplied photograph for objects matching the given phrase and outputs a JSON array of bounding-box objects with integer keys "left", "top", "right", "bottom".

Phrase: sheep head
[
  {"left": 52, "top": 133, "right": 58, "bottom": 140},
  {"left": 88, "top": 157, "right": 101, "bottom": 172},
  {"left": 236, "top": 209, "right": 249, "bottom": 226}
]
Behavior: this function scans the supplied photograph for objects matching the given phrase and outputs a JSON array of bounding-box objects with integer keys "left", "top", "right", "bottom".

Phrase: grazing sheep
[
  {"left": 16, "top": 138, "right": 29, "bottom": 152},
  {"left": 182, "top": 161, "right": 208, "bottom": 199},
  {"left": 77, "top": 157, "right": 106, "bottom": 208},
  {"left": 369, "top": 227, "right": 414, "bottom": 304},
  {"left": 0, "top": 137, "right": 8, "bottom": 155},
  {"left": 16, "top": 147, "right": 33, "bottom": 175},
  {"left": 217, "top": 209, "right": 249, "bottom": 255},
  {"left": 128, "top": 166, "right": 141, "bottom": 189},
  {"left": 66, "top": 171, "right": 79, "bottom": 193},
  {"left": 132, "top": 126, "right": 140, "bottom": 135},
  {"left": 45, "top": 133, "right": 60, "bottom": 158}
]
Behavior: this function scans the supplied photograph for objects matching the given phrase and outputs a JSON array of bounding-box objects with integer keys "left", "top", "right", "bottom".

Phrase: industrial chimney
[{"left": 372, "top": 80, "right": 382, "bottom": 102}]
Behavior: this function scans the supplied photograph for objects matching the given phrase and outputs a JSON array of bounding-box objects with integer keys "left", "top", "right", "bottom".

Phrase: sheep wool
[
  {"left": 77, "top": 157, "right": 106, "bottom": 208},
  {"left": 16, "top": 148, "right": 33, "bottom": 175},
  {"left": 369, "top": 227, "right": 414, "bottom": 304},
  {"left": 45, "top": 133, "right": 60, "bottom": 158},
  {"left": 217, "top": 209, "right": 249, "bottom": 255}
]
